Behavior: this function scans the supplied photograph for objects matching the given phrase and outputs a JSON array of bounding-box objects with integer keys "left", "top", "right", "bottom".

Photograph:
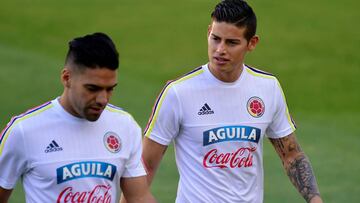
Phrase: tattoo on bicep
[{"left": 287, "top": 154, "right": 320, "bottom": 202}]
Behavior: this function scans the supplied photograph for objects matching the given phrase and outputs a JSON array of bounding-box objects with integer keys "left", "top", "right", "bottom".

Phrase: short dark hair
[
  {"left": 211, "top": 0, "right": 257, "bottom": 41},
  {"left": 65, "top": 32, "right": 119, "bottom": 70}
]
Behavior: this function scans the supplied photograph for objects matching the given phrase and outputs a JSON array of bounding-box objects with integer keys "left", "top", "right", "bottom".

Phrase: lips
[
  {"left": 89, "top": 106, "right": 104, "bottom": 114},
  {"left": 214, "top": 56, "right": 229, "bottom": 65}
]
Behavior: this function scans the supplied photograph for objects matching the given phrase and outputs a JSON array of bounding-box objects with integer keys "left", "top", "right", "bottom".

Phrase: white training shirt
[
  {"left": 0, "top": 98, "right": 146, "bottom": 203},
  {"left": 144, "top": 64, "right": 296, "bottom": 203}
]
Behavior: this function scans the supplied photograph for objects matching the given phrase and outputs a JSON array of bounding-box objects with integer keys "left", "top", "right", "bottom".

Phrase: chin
[
  {"left": 86, "top": 117, "right": 100, "bottom": 122},
  {"left": 85, "top": 114, "right": 101, "bottom": 122},
  {"left": 215, "top": 65, "right": 231, "bottom": 72}
]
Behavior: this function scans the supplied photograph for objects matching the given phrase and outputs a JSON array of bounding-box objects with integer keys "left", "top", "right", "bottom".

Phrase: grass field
[{"left": 1, "top": 0, "right": 359, "bottom": 202}]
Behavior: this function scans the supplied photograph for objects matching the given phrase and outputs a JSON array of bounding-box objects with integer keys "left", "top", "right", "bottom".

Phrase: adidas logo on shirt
[
  {"left": 198, "top": 103, "right": 214, "bottom": 115},
  {"left": 45, "top": 140, "right": 63, "bottom": 153}
]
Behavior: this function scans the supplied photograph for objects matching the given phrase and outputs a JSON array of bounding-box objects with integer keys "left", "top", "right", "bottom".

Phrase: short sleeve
[
  {"left": 122, "top": 118, "right": 146, "bottom": 178},
  {"left": 266, "top": 79, "right": 296, "bottom": 138},
  {"left": 144, "top": 84, "right": 181, "bottom": 145},
  {"left": 0, "top": 121, "right": 28, "bottom": 189}
]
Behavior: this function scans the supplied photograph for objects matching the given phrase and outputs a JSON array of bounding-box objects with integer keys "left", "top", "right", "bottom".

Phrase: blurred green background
[{"left": 0, "top": 0, "right": 359, "bottom": 202}]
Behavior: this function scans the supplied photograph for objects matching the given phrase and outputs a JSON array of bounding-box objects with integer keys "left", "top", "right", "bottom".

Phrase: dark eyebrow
[
  {"left": 211, "top": 33, "right": 241, "bottom": 43},
  {"left": 211, "top": 33, "right": 220, "bottom": 38},
  {"left": 108, "top": 83, "right": 118, "bottom": 89},
  {"left": 227, "top": 39, "right": 241, "bottom": 43},
  {"left": 84, "top": 83, "right": 118, "bottom": 89}
]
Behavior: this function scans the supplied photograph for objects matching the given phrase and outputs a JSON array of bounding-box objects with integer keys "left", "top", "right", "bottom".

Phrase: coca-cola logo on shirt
[
  {"left": 57, "top": 184, "right": 112, "bottom": 203},
  {"left": 203, "top": 147, "right": 256, "bottom": 168}
]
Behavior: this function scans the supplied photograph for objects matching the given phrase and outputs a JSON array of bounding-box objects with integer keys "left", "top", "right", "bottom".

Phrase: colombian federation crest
[
  {"left": 247, "top": 97, "right": 265, "bottom": 118},
  {"left": 104, "top": 132, "right": 121, "bottom": 153}
]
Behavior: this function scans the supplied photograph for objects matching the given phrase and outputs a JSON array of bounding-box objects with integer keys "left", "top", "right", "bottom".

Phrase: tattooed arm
[{"left": 269, "top": 133, "right": 323, "bottom": 203}]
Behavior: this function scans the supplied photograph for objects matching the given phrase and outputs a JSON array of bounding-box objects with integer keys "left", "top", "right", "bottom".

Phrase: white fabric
[
  {"left": 0, "top": 98, "right": 146, "bottom": 203},
  {"left": 145, "top": 64, "right": 296, "bottom": 203}
]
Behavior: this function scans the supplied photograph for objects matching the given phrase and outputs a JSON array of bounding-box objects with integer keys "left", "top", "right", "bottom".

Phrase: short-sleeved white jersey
[
  {"left": 0, "top": 98, "right": 146, "bottom": 203},
  {"left": 144, "top": 64, "right": 296, "bottom": 203}
]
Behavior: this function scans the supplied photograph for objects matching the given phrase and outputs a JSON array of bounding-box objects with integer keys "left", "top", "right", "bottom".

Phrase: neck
[
  {"left": 58, "top": 92, "right": 79, "bottom": 118},
  {"left": 208, "top": 64, "right": 244, "bottom": 83}
]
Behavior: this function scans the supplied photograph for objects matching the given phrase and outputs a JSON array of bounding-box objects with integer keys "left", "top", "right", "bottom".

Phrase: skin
[
  {"left": 0, "top": 188, "right": 11, "bottom": 203},
  {"left": 269, "top": 133, "right": 323, "bottom": 203},
  {"left": 207, "top": 21, "right": 258, "bottom": 82},
  {"left": 120, "top": 176, "right": 157, "bottom": 203},
  {"left": 142, "top": 20, "right": 323, "bottom": 203},
  {"left": 59, "top": 65, "right": 118, "bottom": 122},
  {"left": 141, "top": 138, "right": 168, "bottom": 186}
]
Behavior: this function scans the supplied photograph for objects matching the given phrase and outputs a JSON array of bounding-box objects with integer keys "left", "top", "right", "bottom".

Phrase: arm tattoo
[
  {"left": 270, "top": 138, "right": 286, "bottom": 157},
  {"left": 270, "top": 135, "right": 321, "bottom": 202},
  {"left": 287, "top": 154, "right": 320, "bottom": 202}
]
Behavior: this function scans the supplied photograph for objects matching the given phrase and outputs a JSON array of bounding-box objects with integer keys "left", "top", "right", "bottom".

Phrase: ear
[
  {"left": 207, "top": 23, "right": 212, "bottom": 38},
  {"left": 247, "top": 35, "right": 259, "bottom": 51},
  {"left": 61, "top": 68, "right": 71, "bottom": 88}
]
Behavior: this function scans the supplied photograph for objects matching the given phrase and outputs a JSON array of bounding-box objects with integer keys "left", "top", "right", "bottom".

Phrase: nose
[
  {"left": 216, "top": 42, "right": 226, "bottom": 54},
  {"left": 96, "top": 90, "right": 109, "bottom": 106}
]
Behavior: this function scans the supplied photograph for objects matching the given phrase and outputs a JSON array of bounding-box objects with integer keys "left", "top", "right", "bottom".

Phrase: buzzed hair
[
  {"left": 65, "top": 32, "right": 119, "bottom": 70},
  {"left": 211, "top": 0, "right": 257, "bottom": 41}
]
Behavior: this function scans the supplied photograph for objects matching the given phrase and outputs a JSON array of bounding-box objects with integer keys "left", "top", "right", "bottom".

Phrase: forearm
[
  {"left": 286, "top": 153, "right": 322, "bottom": 203},
  {"left": 120, "top": 193, "right": 156, "bottom": 203},
  {"left": 269, "top": 134, "right": 323, "bottom": 203},
  {"left": 124, "top": 192, "right": 157, "bottom": 203},
  {"left": 120, "top": 176, "right": 157, "bottom": 203}
]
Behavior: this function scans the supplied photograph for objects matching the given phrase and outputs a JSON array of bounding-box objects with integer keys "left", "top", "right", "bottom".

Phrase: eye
[
  {"left": 85, "top": 85, "right": 100, "bottom": 92},
  {"left": 106, "top": 87, "right": 114, "bottom": 93},
  {"left": 211, "top": 36, "right": 220, "bottom": 42},
  {"left": 227, "top": 40, "right": 240, "bottom": 46}
]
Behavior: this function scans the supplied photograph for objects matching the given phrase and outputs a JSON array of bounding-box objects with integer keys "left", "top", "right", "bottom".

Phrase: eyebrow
[
  {"left": 85, "top": 83, "right": 118, "bottom": 89},
  {"left": 211, "top": 33, "right": 241, "bottom": 43}
]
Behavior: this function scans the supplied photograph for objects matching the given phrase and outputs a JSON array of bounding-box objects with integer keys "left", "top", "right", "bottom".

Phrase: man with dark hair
[
  {"left": 142, "top": 0, "right": 323, "bottom": 202},
  {"left": 0, "top": 32, "right": 156, "bottom": 203}
]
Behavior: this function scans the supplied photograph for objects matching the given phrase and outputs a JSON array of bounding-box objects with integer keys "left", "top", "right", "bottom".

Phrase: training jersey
[
  {"left": 0, "top": 98, "right": 146, "bottom": 203},
  {"left": 144, "top": 64, "right": 296, "bottom": 203}
]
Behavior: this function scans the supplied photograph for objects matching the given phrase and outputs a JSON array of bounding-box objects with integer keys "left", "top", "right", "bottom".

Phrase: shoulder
[
  {"left": 244, "top": 65, "right": 281, "bottom": 87},
  {"left": 104, "top": 104, "right": 140, "bottom": 128},
  {"left": 2, "top": 101, "right": 54, "bottom": 130},
  {"left": 0, "top": 101, "right": 54, "bottom": 153},
  {"left": 245, "top": 65, "right": 277, "bottom": 80},
  {"left": 156, "top": 66, "right": 206, "bottom": 101},
  {"left": 165, "top": 66, "right": 205, "bottom": 89}
]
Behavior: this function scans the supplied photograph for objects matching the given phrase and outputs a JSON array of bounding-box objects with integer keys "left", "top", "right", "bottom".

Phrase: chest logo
[
  {"left": 45, "top": 140, "right": 63, "bottom": 153},
  {"left": 247, "top": 97, "right": 265, "bottom": 118},
  {"left": 104, "top": 132, "right": 121, "bottom": 153},
  {"left": 203, "top": 125, "right": 261, "bottom": 146},
  {"left": 56, "top": 161, "right": 116, "bottom": 184},
  {"left": 198, "top": 103, "right": 214, "bottom": 115}
]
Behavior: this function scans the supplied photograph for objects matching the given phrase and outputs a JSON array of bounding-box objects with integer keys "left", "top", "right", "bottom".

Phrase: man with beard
[{"left": 0, "top": 32, "right": 156, "bottom": 203}]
